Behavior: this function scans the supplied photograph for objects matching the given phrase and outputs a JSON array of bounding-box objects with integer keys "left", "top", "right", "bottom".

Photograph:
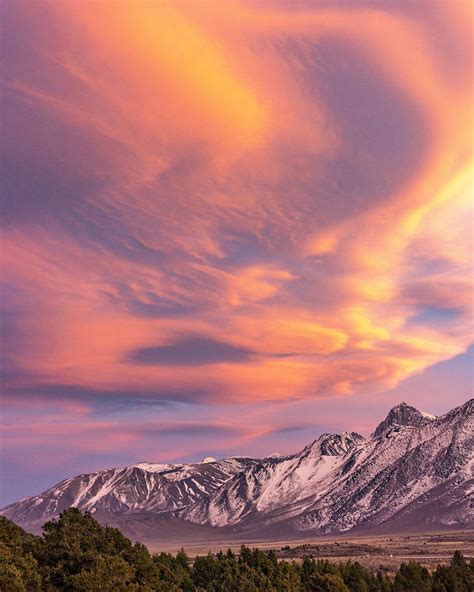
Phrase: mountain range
[{"left": 2, "top": 400, "right": 473, "bottom": 543}]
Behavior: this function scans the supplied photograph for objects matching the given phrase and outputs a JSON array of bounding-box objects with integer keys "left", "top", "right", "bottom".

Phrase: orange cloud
[
  {"left": 58, "top": 0, "right": 267, "bottom": 156},
  {"left": 2, "top": 0, "right": 472, "bottom": 411}
]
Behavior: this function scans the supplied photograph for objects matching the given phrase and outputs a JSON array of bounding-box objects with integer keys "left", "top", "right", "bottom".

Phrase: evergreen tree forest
[{"left": 1, "top": 509, "right": 472, "bottom": 592}]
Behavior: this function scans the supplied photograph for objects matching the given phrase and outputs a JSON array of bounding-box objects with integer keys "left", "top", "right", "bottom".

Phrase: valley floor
[{"left": 147, "top": 529, "right": 474, "bottom": 572}]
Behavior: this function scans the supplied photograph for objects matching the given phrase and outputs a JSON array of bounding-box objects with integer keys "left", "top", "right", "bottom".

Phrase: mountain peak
[
  {"left": 268, "top": 452, "right": 284, "bottom": 459},
  {"left": 311, "top": 431, "right": 364, "bottom": 456},
  {"left": 374, "top": 401, "right": 432, "bottom": 437},
  {"left": 394, "top": 401, "right": 409, "bottom": 408}
]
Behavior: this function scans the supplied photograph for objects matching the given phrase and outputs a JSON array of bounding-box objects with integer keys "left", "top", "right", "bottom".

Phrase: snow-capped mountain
[
  {"left": 179, "top": 401, "right": 473, "bottom": 533},
  {"left": 1, "top": 457, "right": 258, "bottom": 532},
  {"left": 179, "top": 432, "right": 366, "bottom": 528},
  {"left": 2, "top": 400, "right": 473, "bottom": 537}
]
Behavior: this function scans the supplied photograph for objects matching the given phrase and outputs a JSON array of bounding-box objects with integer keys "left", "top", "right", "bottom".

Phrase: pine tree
[
  {"left": 393, "top": 561, "right": 432, "bottom": 592},
  {"left": 307, "top": 571, "right": 350, "bottom": 592},
  {"left": 0, "top": 516, "right": 41, "bottom": 591}
]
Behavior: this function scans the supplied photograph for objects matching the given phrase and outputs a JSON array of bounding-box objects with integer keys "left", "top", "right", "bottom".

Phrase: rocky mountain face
[
  {"left": 1, "top": 457, "right": 258, "bottom": 534},
  {"left": 373, "top": 402, "right": 435, "bottom": 436},
  {"left": 2, "top": 400, "right": 473, "bottom": 538}
]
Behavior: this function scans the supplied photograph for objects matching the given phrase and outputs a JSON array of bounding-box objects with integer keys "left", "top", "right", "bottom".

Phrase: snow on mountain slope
[
  {"left": 0, "top": 457, "right": 258, "bottom": 529},
  {"left": 294, "top": 400, "right": 473, "bottom": 532},
  {"left": 1, "top": 400, "right": 472, "bottom": 536},
  {"left": 179, "top": 401, "right": 473, "bottom": 532},
  {"left": 180, "top": 432, "right": 364, "bottom": 526}
]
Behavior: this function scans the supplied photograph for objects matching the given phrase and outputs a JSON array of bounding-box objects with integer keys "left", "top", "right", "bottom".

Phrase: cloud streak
[{"left": 126, "top": 336, "right": 256, "bottom": 366}]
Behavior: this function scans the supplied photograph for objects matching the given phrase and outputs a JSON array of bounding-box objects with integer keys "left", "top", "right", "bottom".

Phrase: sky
[{"left": 1, "top": 0, "right": 473, "bottom": 506}]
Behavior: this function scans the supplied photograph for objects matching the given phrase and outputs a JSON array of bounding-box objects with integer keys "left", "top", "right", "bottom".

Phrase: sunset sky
[{"left": 1, "top": 0, "right": 473, "bottom": 505}]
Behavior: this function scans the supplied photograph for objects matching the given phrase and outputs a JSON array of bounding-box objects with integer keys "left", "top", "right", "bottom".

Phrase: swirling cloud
[{"left": 1, "top": 0, "right": 472, "bottom": 500}]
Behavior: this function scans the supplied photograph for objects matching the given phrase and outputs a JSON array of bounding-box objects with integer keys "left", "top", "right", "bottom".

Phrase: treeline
[{"left": 0, "top": 508, "right": 472, "bottom": 591}]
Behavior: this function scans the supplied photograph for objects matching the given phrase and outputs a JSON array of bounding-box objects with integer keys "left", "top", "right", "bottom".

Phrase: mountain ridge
[{"left": 2, "top": 399, "right": 472, "bottom": 539}]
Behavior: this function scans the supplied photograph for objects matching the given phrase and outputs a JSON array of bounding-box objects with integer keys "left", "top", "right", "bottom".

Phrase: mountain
[
  {"left": 373, "top": 401, "right": 435, "bottom": 436},
  {"left": 179, "top": 401, "right": 473, "bottom": 534},
  {"left": 1, "top": 457, "right": 258, "bottom": 534},
  {"left": 2, "top": 400, "right": 473, "bottom": 540}
]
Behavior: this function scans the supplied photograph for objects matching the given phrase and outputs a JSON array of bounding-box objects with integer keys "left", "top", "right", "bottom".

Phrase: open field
[
  {"left": 89, "top": 510, "right": 474, "bottom": 571},
  {"left": 147, "top": 530, "right": 474, "bottom": 572}
]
